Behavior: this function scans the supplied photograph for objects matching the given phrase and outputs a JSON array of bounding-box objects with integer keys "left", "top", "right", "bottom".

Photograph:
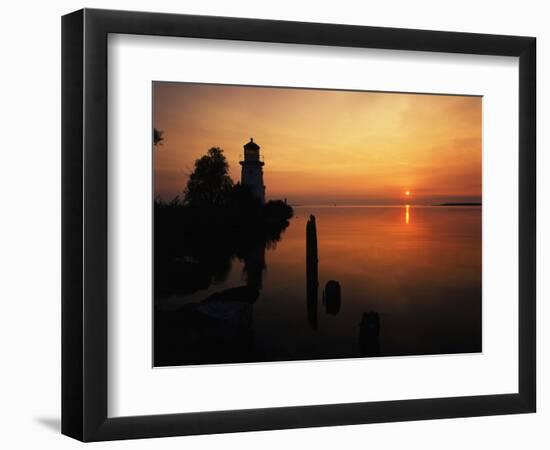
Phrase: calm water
[{"left": 155, "top": 205, "right": 481, "bottom": 365}]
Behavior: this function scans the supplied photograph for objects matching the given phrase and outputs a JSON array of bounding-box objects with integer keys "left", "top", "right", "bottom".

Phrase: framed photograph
[{"left": 62, "top": 8, "right": 536, "bottom": 441}]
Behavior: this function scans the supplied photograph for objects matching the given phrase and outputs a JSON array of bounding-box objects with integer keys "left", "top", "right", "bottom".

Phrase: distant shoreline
[
  {"left": 435, "top": 203, "right": 482, "bottom": 206},
  {"left": 287, "top": 203, "right": 482, "bottom": 208}
]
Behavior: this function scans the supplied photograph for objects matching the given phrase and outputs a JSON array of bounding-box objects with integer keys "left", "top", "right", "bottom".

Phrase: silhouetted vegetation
[
  {"left": 154, "top": 146, "right": 293, "bottom": 299},
  {"left": 153, "top": 128, "right": 164, "bottom": 146},
  {"left": 183, "top": 147, "right": 234, "bottom": 207}
]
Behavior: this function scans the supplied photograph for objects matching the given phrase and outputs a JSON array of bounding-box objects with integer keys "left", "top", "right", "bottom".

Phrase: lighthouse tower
[{"left": 239, "top": 138, "right": 265, "bottom": 204}]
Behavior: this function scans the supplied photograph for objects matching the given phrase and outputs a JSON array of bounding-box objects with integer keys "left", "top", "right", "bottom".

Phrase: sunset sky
[{"left": 153, "top": 82, "right": 481, "bottom": 205}]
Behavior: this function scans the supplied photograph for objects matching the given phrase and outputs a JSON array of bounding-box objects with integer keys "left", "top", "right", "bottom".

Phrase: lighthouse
[{"left": 239, "top": 138, "right": 265, "bottom": 204}]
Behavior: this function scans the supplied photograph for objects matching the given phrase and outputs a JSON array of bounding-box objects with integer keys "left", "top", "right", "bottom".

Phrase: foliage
[
  {"left": 153, "top": 146, "right": 294, "bottom": 297},
  {"left": 153, "top": 128, "right": 164, "bottom": 146},
  {"left": 183, "top": 147, "right": 234, "bottom": 207},
  {"left": 264, "top": 200, "right": 294, "bottom": 221}
]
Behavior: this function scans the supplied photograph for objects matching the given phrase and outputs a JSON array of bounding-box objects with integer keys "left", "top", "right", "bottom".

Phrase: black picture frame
[{"left": 62, "top": 8, "right": 536, "bottom": 442}]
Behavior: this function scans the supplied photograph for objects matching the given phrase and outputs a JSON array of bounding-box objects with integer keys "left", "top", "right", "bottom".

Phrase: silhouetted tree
[
  {"left": 184, "top": 147, "right": 234, "bottom": 207},
  {"left": 229, "top": 182, "right": 261, "bottom": 210},
  {"left": 264, "top": 199, "right": 294, "bottom": 221},
  {"left": 153, "top": 128, "right": 164, "bottom": 146}
]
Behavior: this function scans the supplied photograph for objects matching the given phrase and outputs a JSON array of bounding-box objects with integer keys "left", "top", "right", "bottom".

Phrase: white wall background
[{"left": 0, "top": 0, "right": 546, "bottom": 448}]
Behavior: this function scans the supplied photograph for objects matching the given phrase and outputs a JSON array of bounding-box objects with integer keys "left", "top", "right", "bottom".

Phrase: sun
[{"left": 405, "top": 190, "right": 411, "bottom": 196}]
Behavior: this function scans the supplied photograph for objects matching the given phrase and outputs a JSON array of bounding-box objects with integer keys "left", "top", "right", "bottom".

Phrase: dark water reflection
[{"left": 155, "top": 205, "right": 481, "bottom": 366}]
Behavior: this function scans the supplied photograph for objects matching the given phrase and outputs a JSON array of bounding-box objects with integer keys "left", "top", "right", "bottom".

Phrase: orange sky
[{"left": 153, "top": 82, "right": 481, "bottom": 205}]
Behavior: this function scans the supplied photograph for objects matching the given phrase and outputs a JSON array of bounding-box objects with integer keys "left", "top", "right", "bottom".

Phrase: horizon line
[{"left": 289, "top": 203, "right": 482, "bottom": 207}]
